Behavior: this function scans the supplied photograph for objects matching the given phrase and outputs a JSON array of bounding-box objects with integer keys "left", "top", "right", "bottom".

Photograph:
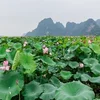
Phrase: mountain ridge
[{"left": 25, "top": 18, "right": 100, "bottom": 36}]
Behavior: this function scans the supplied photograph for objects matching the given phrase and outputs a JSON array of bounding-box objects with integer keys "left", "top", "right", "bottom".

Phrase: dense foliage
[{"left": 0, "top": 36, "right": 100, "bottom": 100}]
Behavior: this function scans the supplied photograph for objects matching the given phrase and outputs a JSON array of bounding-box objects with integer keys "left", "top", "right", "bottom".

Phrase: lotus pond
[{"left": 0, "top": 36, "right": 100, "bottom": 100}]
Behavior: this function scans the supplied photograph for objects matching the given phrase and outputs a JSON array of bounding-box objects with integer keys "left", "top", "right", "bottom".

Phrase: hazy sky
[{"left": 0, "top": 0, "right": 100, "bottom": 36}]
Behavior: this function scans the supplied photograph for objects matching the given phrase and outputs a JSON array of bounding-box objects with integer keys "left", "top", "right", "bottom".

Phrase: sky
[{"left": 0, "top": 0, "right": 100, "bottom": 36}]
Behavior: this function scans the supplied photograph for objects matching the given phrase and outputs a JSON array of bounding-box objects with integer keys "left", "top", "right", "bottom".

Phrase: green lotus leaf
[
  {"left": 23, "top": 80, "right": 43, "bottom": 100},
  {"left": 89, "top": 43, "right": 100, "bottom": 54},
  {"left": 91, "top": 64, "right": 100, "bottom": 75},
  {"left": 81, "top": 74, "right": 91, "bottom": 82},
  {"left": 34, "top": 43, "right": 42, "bottom": 50},
  {"left": 40, "top": 55, "right": 56, "bottom": 66},
  {"left": 68, "top": 45, "right": 79, "bottom": 52},
  {"left": 83, "top": 58, "right": 98, "bottom": 67},
  {"left": 89, "top": 77, "right": 100, "bottom": 84},
  {"left": 56, "top": 62, "right": 66, "bottom": 68},
  {"left": 0, "top": 71, "right": 24, "bottom": 100},
  {"left": 64, "top": 53, "right": 75, "bottom": 60},
  {"left": 78, "top": 53, "right": 88, "bottom": 61},
  {"left": 38, "top": 65, "right": 47, "bottom": 73},
  {"left": 20, "top": 53, "right": 37, "bottom": 74},
  {"left": 74, "top": 73, "right": 91, "bottom": 82},
  {"left": 23, "top": 48, "right": 33, "bottom": 53},
  {"left": 0, "top": 46, "right": 6, "bottom": 58},
  {"left": 50, "top": 76, "right": 63, "bottom": 87},
  {"left": 60, "top": 71, "right": 73, "bottom": 80},
  {"left": 7, "top": 42, "right": 14, "bottom": 47},
  {"left": 13, "top": 43, "right": 22, "bottom": 50},
  {"left": 68, "top": 61, "right": 79, "bottom": 68},
  {"left": 48, "top": 66, "right": 59, "bottom": 73},
  {"left": 6, "top": 50, "right": 16, "bottom": 64},
  {"left": 0, "top": 39, "right": 2, "bottom": 43},
  {"left": 74, "top": 72, "right": 81, "bottom": 79},
  {"left": 66, "top": 41, "right": 71, "bottom": 47},
  {"left": 55, "top": 81, "right": 95, "bottom": 100},
  {"left": 12, "top": 50, "right": 21, "bottom": 70},
  {"left": 80, "top": 47, "right": 91, "bottom": 53},
  {"left": 40, "top": 83, "right": 57, "bottom": 100}
]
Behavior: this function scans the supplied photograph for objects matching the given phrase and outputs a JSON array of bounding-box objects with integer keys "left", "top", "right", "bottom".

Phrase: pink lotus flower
[
  {"left": 0, "top": 66, "right": 10, "bottom": 71},
  {"left": 3, "top": 60, "right": 8, "bottom": 66},
  {"left": 5, "top": 66, "right": 10, "bottom": 71},
  {"left": 79, "top": 63, "right": 84, "bottom": 68},
  {"left": 43, "top": 45, "right": 49, "bottom": 54},
  {"left": 0, "top": 67, "right": 6, "bottom": 70},
  {"left": 0, "top": 60, "right": 10, "bottom": 71},
  {"left": 43, "top": 47, "right": 49, "bottom": 54}
]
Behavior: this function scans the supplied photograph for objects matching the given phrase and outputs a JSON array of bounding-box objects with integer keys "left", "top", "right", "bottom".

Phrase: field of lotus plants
[{"left": 0, "top": 36, "right": 100, "bottom": 100}]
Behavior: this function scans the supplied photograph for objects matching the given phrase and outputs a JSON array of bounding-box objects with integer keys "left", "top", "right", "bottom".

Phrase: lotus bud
[
  {"left": 23, "top": 41, "right": 28, "bottom": 47},
  {"left": 6, "top": 49, "right": 11, "bottom": 52},
  {"left": 49, "top": 52, "right": 52, "bottom": 55},
  {"left": 56, "top": 42, "right": 59, "bottom": 45},
  {"left": 79, "top": 63, "right": 84, "bottom": 68},
  {"left": 88, "top": 40, "right": 92, "bottom": 44}
]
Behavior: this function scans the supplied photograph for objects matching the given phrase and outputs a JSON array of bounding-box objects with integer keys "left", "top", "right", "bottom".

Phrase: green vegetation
[{"left": 0, "top": 36, "right": 100, "bottom": 100}]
